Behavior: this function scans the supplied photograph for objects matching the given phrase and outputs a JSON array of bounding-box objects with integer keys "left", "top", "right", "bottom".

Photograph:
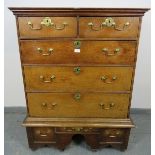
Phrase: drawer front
[
  {"left": 32, "top": 127, "right": 55, "bottom": 142},
  {"left": 24, "top": 66, "right": 133, "bottom": 92},
  {"left": 79, "top": 17, "right": 139, "bottom": 38},
  {"left": 21, "top": 40, "right": 137, "bottom": 65},
  {"left": 27, "top": 93, "right": 130, "bottom": 118},
  {"left": 99, "top": 128, "right": 129, "bottom": 145},
  {"left": 18, "top": 17, "right": 77, "bottom": 38},
  {"left": 55, "top": 127, "right": 99, "bottom": 134}
]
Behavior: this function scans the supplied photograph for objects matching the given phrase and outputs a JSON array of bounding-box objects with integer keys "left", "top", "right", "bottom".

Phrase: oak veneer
[
  {"left": 79, "top": 17, "right": 140, "bottom": 38},
  {"left": 20, "top": 40, "right": 137, "bottom": 65},
  {"left": 18, "top": 17, "right": 77, "bottom": 38},
  {"left": 24, "top": 66, "right": 133, "bottom": 92},
  {"left": 27, "top": 93, "right": 130, "bottom": 118}
]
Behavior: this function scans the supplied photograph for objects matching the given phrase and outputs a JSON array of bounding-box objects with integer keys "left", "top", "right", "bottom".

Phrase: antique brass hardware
[
  {"left": 27, "top": 21, "right": 42, "bottom": 30},
  {"left": 52, "top": 21, "right": 68, "bottom": 30},
  {"left": 40, "top": 134, "right": 48, "bottom": 137},
  {"left": 41, "top": 102, "right": 57, "bottom": 110},
  {"left": 74, "top": 92, "right": 81, "bottom": 100},
  {"left": 101, "top": 75, "right": 117, "bottom": 84},
  {"left": 28, "top": 17, "right": 68, "bottom": 30},
  {"left": 88, "top": 17, "right": 130, "bottom": 31},
  {"left": 102, "top": 48, "right": 120, "bottom": 56},
  {"left": 74, "top": 41, "right": 81, "bottom": 49},
  {"left": 116, "top": 131, "right": 121, "bottom": 135},
  {"left": 38, "top": 131, "right": 48, "bottom": 137},
  {"left": 74, "top": 67, "right": 81, "bottom": 74},
  {"left": 41, "top": 17, "right": 52, "bottom": 27},
  {"left": 88, "top": 22, "right": 102, "bottom": 31},
  {"left": 63, "top": 127, "right": 92, "bottom": 132},
  {"left": 38, "top": 129, "right": 51, "bottom": 137},
  {"left": 39, "top": 75, "right": 55, "bottom": 83},
  {"left": 104, "top": 129, "right": 122, "bottom": 138},
  {"left": 102, "top": 17, "right": 115, "bottom": 27},
  {"left": 41, "top": 102, "right": 47, "bottom": 107},
  {"left": 73, "top": 127, "right": 83, "bottom": 132},
  {"left": 37, "top": 47, "right": 53, "bottom": 56},
  {"left": 99, "top": 102, "right": 115, "bottom": 110}
]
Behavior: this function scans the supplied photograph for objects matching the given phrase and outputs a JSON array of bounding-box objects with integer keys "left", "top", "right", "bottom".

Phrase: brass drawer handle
[
  {"left": 74, "top": 67, "right": 81, "bottom": 74},
  {"left": 104, "top": 129, "right": 122, "bottom": 137},
  {"left": 37, "top": 48, "right": 53, "bottom": 56},
  {"left": 39, "top": 75, "right": 55, "bottom": 83},
  {"left": 74, "top": 92, "right": 81, "bottom": 100},
  {"left": 88, "top": 17, "right": 130, "bottom": 31},
  {"left": 28, "top": 17, "right": 68, "bottom": 30},
  {"left": 102, "top": 48, "right": 120, "bottom": 56},
  {"left": 99, "top": 102, "right": 115, "bottom": 110},
  {"left": 38, "top": 129, "right": 50, "bottom": 137},
  {"left": 52, "top": 22, "right": 68, "bottom": 30},
  {"left": 109, "top": 131, "right": 121, "bottom": 137},
  {"left": 41, "top": 102, "right": 57, "bottom": 110},
  {"left": 88, "top": 22, "right": 103, "bottom": 31},
  {"left": 28, "top": 21, "right": 42, "bottom": 30},
  {"left": 39, "top": 133, "right": 48, "bottom": 137},
  {"left": 101, "top": 76, "right": 117, "bottom": 84}
]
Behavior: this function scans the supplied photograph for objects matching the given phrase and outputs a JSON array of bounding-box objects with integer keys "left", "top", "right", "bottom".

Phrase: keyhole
[{"left": 108, "top": 19, "right": 112, "bottom": 24}]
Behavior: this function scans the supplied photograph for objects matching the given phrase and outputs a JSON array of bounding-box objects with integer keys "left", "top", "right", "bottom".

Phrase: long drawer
[
  {"left": 18, "top": 17, "right": 77, "bottom": 38},
  {"left": 27, "top": 93, "right": 130, "bottom": 118},
  {"left": 24, "top": 66, "right": 133, "bottom": 92},
  {"left": 79, "top": 17, "right": 139, "bottom": 38},
  {"left": 20, "top": 40, "right": 137, "bottom": 65}
]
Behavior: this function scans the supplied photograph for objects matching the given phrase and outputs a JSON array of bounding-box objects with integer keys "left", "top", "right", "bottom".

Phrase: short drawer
[
  {"left": 29, "top": 127, "right": 55, "bottom": 143},
  {"left": 99, "top": 128, "right": 130, "bottom": 145},
  {"left": 24, "top": 66, "right": 133, "bottom": 92},
  {"left": 27, "top": 93, "right": 130, "bottom": 118},
  {"left": 18, "top": 17, "right": 77, "bottom": 38},
  {"left": 20, "top": 40, "right": 137, "bottom": 65},
  {"left": 79, "top": 17, "right": 139, "bottom": 38}
]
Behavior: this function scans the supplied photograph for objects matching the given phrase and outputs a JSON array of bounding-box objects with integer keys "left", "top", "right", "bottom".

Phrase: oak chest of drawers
[{"left": 10, "top": 8, "right": 149, "bottom": 151}]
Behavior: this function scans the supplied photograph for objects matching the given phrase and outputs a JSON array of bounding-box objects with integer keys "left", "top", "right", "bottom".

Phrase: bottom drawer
[{"left": 27, "top": 93, "right": 130, "bottom": 118}]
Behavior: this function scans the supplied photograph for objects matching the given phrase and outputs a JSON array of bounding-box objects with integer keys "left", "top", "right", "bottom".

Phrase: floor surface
[{"left": 4, "top": 108, "right": 151, "bottom": 155}]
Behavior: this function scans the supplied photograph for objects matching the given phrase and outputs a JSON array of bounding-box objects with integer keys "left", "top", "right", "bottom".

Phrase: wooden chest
[{"left": 10, "top": 8, "right": 149, "bottom": 151}]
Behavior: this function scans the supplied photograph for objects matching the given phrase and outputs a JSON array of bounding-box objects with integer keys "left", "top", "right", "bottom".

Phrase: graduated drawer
[
  {"left": 21, "top": 40, "right": 137, "bottom": 65},
  {"left": 79, "top": 17, "right": 139, "bottom": 38},
  {"left": 18, "top": 17, "right": 77, "bottom": 38},
  {"left": 27, "top": 93, "right": 130, "bottom": 118},
  {"left": 24, "top": 66, "right": 133, "bottom": 92}
]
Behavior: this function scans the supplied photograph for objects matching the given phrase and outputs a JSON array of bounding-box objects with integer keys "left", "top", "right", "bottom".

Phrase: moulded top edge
[{"left": 8, "top": 7, "right": 150, "bottom": 16}]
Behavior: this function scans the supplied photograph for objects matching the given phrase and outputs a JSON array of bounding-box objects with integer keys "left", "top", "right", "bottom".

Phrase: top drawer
[
  {"left": 18, "top": 17, "right": 77, "bottom": 38},
  {"left": 79, "top": 17, "right": 139, "bottom": 38}
]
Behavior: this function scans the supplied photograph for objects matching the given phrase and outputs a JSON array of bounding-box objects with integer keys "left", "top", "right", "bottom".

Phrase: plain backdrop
[{"left": 4, "top": 0, "right": 151, "bottom": 108}]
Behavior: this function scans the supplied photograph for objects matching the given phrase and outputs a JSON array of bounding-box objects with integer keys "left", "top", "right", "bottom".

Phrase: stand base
[{"left": 23, "top": 117, "right": 134, "bottom": 151}]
